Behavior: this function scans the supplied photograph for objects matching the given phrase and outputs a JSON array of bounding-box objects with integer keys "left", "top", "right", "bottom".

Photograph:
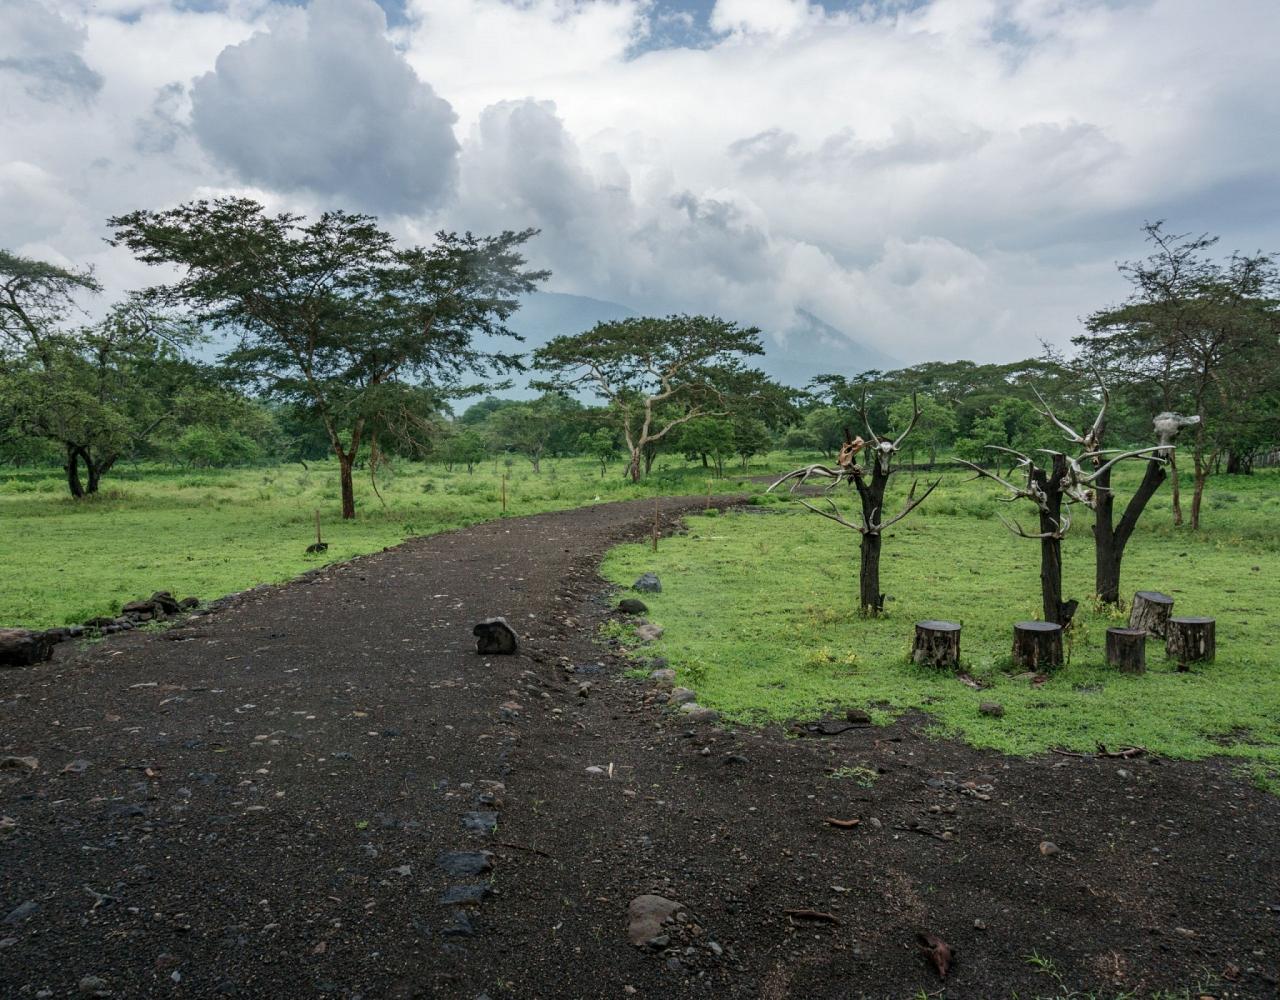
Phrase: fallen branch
[
  {"left": 824, "top": 817, "right": 861, "bottom": 829},
  {"left": 494, "top": 841, "right": 556, "bottom": 860},
  {"left": 784, "top": 908, "right": 841, "bottom": 925},
  {"left": 1050, "top": 745, "right": 1149, "bottom": 760}
]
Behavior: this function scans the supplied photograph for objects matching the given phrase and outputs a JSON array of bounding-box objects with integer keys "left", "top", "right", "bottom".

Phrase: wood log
[
  {"left": 1165, "top": 617, "right": 1215, "bottom": 664},
  {"left": 1128, "top": 590, "right": 1174, "bottom": 637},
  {"left": 1012, "top": 621, "right": 1063, "bottom": 670},
  {"left": 1104, "top": 627, "right": 1146, "bottom": 674},
  {"left": 912, "top": 620, "right": 961, "bottom": 670}
]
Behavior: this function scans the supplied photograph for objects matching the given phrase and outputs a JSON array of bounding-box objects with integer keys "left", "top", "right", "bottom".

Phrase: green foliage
[
  {"left": 107, "top": 197, "right": 548, "bottom": 515},
  {"left": 0, "top": 454, "right": 779, "bottom": 628},
  {"left": 601, "top": 467, "right": 1280, "bottom": 773}
]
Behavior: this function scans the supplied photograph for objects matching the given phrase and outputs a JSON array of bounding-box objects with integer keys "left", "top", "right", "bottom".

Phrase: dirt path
[{"left": 2, "top": 497, "right": 1277, "bottom": 999}]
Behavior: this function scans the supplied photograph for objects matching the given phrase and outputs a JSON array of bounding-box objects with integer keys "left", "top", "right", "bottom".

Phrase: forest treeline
[{"left": 2, "top": 201, "right": 1277, "bottom": 530}]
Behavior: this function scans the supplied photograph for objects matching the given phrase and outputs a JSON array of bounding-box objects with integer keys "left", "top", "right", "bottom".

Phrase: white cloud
[
  {"left": 190, "top": 0, "right": 459, "bottom": 214},
  {"left": 2, "top": 0, "right": 1279, "bottom": 371}
]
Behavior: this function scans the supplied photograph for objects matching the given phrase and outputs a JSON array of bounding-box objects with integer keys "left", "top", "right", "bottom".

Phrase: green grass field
[
  {"left": 0, "top": 454, "right": 769, "bottom": 629},
  {"left": 602, "top": 466, "right": 1280, "bottom": 785}
]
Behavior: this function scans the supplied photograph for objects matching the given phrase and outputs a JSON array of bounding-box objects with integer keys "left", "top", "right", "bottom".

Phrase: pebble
[
  {"left": 633, "top": 573, "right": 662, "bottom": 593},
  {"left": 845, "top": 709, "right": 872, "bottom": 725},
  {"left": 649, "top": 668, "right": 676, "bottom": 687},
  {"left": 627, "top": 895, "right": 683, "bottom": 947},
  {"left": 78, "top": 976, "right": 111, "bottom": 997},
  {"left": 708, "top": 941, "right": 723, "bottom": 956},
  {"left": 1039, "top": 841, "right": 1060, "bottom": 857},
  {"left": 4, "top": 900, "right": 39, "bottom": 925},
  {"left": 635, "top": 624, "right": 665, "bottom": 642},
  {"left": 670, "top": 687, "right": 697, "bottom": 705},
  {"left": 434, "top": 851, "right": 493, "bottom": 876},
  {"left": 979, "top": 702, "right": 1005, "bottom": 718},
  {"left": 462, "top": 811, "right": 498, "bottom": 834}
]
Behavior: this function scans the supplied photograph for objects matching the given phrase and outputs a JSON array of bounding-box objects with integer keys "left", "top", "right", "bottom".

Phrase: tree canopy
[{"left": 108, "top": 197, "right": 548, "bottom": 516}]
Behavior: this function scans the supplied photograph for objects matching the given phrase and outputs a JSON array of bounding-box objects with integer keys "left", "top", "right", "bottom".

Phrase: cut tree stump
[
  {"left": 1105, "top": 627, "right": 1146, "bottom": 674},
  {"left": 1165, "top": 617, "right": 1215, "bottom": 664},
  {"left": 912, "top": 621, "right": 961, "bottom": 670},
  {"left": 1012, "top": 621, "right": 1063, "bottom": 670},
  {"left": 1128, "top": 591, "right": 1174, "bottom": 637}
]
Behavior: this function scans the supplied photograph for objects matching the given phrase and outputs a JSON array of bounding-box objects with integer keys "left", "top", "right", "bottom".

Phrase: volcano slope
[{"left": 1, "top": 496, "right": 1276, "bottom": 999}]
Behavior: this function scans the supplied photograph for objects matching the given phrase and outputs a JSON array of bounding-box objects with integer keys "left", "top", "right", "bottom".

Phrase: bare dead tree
[
  {"left": 770, "top": 393, "right": 941, "bottom": 615},
  {"left": 1034, "top": 376, "right": 1195, "bottom": 605},
  {"left": 962, "top": 426, "right": 1164, "bottom": 626}
]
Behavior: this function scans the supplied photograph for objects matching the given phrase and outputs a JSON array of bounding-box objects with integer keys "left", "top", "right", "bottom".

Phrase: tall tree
[
  {"left": 531, "top": 315, "right": 766, "bottom": 482},
  {"left": 109, "top": 197, "right": 547, "bottom": 518},
  {"left": 1076, "top": 222, "right": 1280, "bottom": 529}
]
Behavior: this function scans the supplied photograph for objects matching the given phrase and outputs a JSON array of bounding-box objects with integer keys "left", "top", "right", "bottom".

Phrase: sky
[{"left": 3, "top": 0, "right": 1278, "bottom": 369}]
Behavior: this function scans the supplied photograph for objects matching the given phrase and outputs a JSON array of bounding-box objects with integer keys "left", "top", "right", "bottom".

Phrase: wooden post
[
  {"left": 501, "top": 473, "right": 507, "bottom": 513},
  {"left": 1166, "top": 617, "right": 1215, "bottom": 664},
  {"left": 652, "top": 494, "right": 659, "bottom": 552},
  {"left": 912, "top": 621, "right": 961, "bottom": 670},
  {"left": 1105, "top": 627, "right": 1146, "bottom": 673},
  {"left": 314, "top": 509, "right": 322, "bottom": 547},
  {"left": 1012, "top": 621, "right": 1063, "bottom": 670},
  {"left": 706, "top": 480, "right": 712, "bottom": 511},
  {"left": 1129, "top": 591, "right": 1174, "bottom": 637}
]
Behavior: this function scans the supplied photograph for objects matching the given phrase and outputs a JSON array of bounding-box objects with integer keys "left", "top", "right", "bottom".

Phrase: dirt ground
[{"left": 2, "top": 497, "right": 1277, "bottom": 999}]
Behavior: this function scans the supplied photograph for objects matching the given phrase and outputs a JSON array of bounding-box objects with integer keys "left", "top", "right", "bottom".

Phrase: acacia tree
[
  {"left": 1, "top": 252, "right": 215, "bottom": 496},
  {"left": 532, "top": 315, "right": 766, "bottom": 482},
  {"left": 1076, "top": 222, "right": 1280, "bottom": 529},
  {"left": 770, "top": 395, "right": 941, "bottom": 615},
  {"left": 109, "top": 197, "right": 547, "bottom": 518}
]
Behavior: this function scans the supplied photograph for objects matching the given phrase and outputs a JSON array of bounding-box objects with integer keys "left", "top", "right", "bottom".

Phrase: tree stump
[
  {"left": 473, "top": 617, "right": 518, "bottom": 655},
  {"left": 1104, "top": 627, "right": 1146, "bottom": 673},
  {"left": 1012, "top": 621, "right": 1063, "bottom": 670},
  {"left": 912, "top": 621, "right": 961, "bottom": 670},
  {"left": 1165, "top": 617, "right": 1215, "bottom": 664},
  {"left": 1128, "top": 591, "right": 1174, "bottom": 637}
]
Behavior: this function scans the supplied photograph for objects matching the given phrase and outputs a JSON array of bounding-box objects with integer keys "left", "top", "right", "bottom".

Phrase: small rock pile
[{"left": 0, "top": 591, "right": 200, "bottom": 668}]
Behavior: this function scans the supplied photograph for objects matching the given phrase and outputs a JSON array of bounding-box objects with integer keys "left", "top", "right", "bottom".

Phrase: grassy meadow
[
  {"left": 0, "top": 454, "right": 770, "bottom": 629},
  {"left": 603, "top": 465, "right": 1280, "bottom": 784}
]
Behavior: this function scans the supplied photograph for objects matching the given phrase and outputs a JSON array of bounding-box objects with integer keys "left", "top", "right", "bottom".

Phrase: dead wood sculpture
[
  {"left": 964, "top": 379, "right": 1166, "bottom": 626},
  {"left": 1036, "top": 378, "right": 1199, "bottom": 605},
  {"left": 770, "top": 394, "right": 940, "bottom": 615}
]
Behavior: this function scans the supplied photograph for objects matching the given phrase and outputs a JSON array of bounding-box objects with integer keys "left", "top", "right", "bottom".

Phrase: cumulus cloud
[
  {"left": 190, "top": 0, "right": 459, "bottom": 214},
  {"left": 0, "top": 0, "right": 103, "bottom": 104},
  {"left": 3, "top": 0, "right": 1280, "bottom": 371}
]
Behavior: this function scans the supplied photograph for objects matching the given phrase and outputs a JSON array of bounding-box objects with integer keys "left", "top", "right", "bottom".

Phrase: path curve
[{"left": 2, "top": 496, "right": 1277, "bottom": 998}]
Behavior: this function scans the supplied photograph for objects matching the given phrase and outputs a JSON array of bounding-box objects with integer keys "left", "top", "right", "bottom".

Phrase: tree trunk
[
  {"left": 859, "top": 531, "right": 883, "bottom": 615},
  {"left": 1169, "top": 452, "right": 1183, "bottom": 526},
  {"left": 1129, "top": 590, "right": 1174, "bottom": 637},
  {"left": 65, "top": 444, "right": 85, "bottom": 498},
  {"left": 627, "top": 449, "right": 642, "bottom": 483},
  {"left": 338, "top": 454, "right": 356, "bottom": 520},
  {"left": 912, "top": 621, "right": 960, "bottom": 670},
  {"left": 86, "top": 454, "right": 102, "bottom": 495},
  {"left": 1105, "top": 627, "right": 1146, "bottom": 673},
  {"left": 1190, "top": 458, "right": 1207, "bottom": 530},
  {"left": 531, "top": 454, "right": 541, "bottom": 474},
  {"left": 701, "top": 453, "right": 709, "bottom": 469},
  {"left": 1165, "top": 617, "right": 1215, "bottom": 664},
  {"left": 1013, "top": 621, "right": 1063, "bottom": 670},
  {"left": 1092, "top": 461, "right": 1167, "bottom": 605},
  {"left": 1037, "top": 456, "right": 1076, "bottom": 627}
]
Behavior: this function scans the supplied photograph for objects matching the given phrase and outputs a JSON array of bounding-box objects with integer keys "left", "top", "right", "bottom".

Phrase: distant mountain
[
  {"left": 499, "top": 295, "right": 901, "bottom": 391},
  {"left": 199, "top": 291, "right": 900, "bottom": 396},
  {"left": 762, "top": 309, "right": 902, "bottom": 389},
  {"left": 506, "top": 291, "right": 636, "bottom": 343}
]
